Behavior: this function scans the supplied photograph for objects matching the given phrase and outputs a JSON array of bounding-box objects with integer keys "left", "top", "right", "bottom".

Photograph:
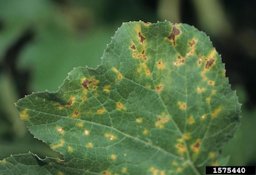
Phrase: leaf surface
[{"left": 12, "top": 21, "right": 240, "bottom": 174}]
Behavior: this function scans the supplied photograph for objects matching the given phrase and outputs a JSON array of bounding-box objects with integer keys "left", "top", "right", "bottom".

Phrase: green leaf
[
  {"left": 19, "top": 28, "right": 112, "bottom": 91},
  {"left": 0, "top": 153, "right": 52, "bottom": 175},
  {"left": 13, "top": 21, "right": 240, "bottom": 174},
  {"left": 0, "top": 153, "right": 91, "bottom": 175}
]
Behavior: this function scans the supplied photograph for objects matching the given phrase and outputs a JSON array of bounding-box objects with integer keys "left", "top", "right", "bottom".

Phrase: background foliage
[{"left": 0, "top": 0, "right": 256, "bottom": 167}]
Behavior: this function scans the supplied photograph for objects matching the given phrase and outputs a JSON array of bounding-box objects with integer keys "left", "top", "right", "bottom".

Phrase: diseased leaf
[{"left": 11, "top": 21, "right": 240, "bottom": 174}]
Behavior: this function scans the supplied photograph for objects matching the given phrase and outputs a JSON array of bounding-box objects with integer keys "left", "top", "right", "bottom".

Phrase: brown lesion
[
  {"left": 205, "top": 58, "right": 215, "bottom": 69},
  {"left": 168, "top": 25, "right": 181, "bottom": 46},
  {"left": 65, "top": 96, "right": 76, "bottom": 107},
  {"left": 173, "top": 55, "right": 185, "bottom": 67},
  {"left": 130, "top": 40, "right": 148, "bottom": 61},
  {"left": 155, "top": 84, "right": 164, "bottom": 93},
  {"left": 130, "top": 44, "right": 136, "bottom": 50},
  {"left": 82, "top": 79, "right": 90, "bottom": 89},
  {"left": 187, "top": 38, "right": 197, "bottom": 56},
  {"left": 81, "top": 78, "right": 99, "bottom": 90},
  {"left": 143, "top": 21, "right": 151, "bottom": 27},
  {"left": 155, "top": 115, "right": 170, "bottom": 129},
  {"left": 131, "top": 49, "right": 147, "bottom": 61},
  {"left": 197, "top": 56, "right": 203, "bottom": 66},
  {"left": 156, "top": 59, "right": 165, "bottom": 70},
  {"left": 72, "top": 109, "right": 80, "bottom": 118},
  {"left": 138, "top": 32, "right": 145, "bottom": 43},
  {"left": 191, "top": 139, "right": 201, "bottom": 154},
  {"left": 188, "top": 39, "right": 196, "bottom": 47},
  {"left": 140, "top": 50, "right": 147, "bottom": 61},
  {"left": 102, "top": 170, "right": 112, "bottom": 175}
]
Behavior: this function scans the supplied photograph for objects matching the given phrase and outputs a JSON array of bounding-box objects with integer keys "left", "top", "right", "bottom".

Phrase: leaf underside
[{"left": 1, "top": 21, "right": 240, "bottom": 175}]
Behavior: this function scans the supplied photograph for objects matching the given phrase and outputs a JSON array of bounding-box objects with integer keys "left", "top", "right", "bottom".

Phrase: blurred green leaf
[
  {"left": 0, "top": 22, "right": 26, "bottom": 60},
  {"left": 192, "top": 0, "right": 232, "bottom": 37},
  {"left": 223, "top": 109, "right": 256, "bottom": 165},
  {"left": 0, "top": 0, "right": 53, "bottom": 60},
  {"left": 158, "top": 0, "right": 181, "bottom": 23},
  {"left": 19, "top": 28, "right": 112, "bottom": 91},
  {"left": 0, "top": 153, "right": 52, "bottom": 175},
  {"left": 0, "top": 74, "right": 26, "bottom": 137}
]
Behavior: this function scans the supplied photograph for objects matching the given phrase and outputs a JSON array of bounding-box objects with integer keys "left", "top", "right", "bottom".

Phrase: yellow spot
[
  {"left": 136, "top": 117, "right": 143, "bottom": 124},
  {"left": 176, "top": 167, "right": 183, "bottom": 173},
  {"left": 112, "top": 67, "right": 123, "bottom": 80},
  {"left": 66, "top": 96, "right": 76, "bottom": 107},
  {"left": 191, "top": 139, "right": 201, "bottom": 154},
  {"left": 132, "top": 51, "right": 147, "bottom": 61},
  {"left": 200, "top": 114, "right": 207, "bottom": 121},
  {"left": 137, "top": 63, "right": 151, "bottom": 77},
  {"left": 145, "top": 68, "right": 151, "bottom": 77},
  {"left": 80, "top": 77, "right": 87, "bottom": 84},
  {"left": 67, "top": 146, "right": 74, "bottom": 153},
  {"left": 208, "top": 49, "right": 217, "bottom": 59},
  {"left": 81, "top": 89, "right": 88, "bottom": 101},
  {"left": 211, "top": 106, "right": 222, "bottom": 118},
  {"left": 173, "top": 56, "right": 185, "bottom": 67},
  {"left": 56, "top": 126, "right": 64, "bottom": 135},
  {"left": 84, "top": 129, "right": 90, "bottom": 136},
  {"left": 200, "top": 70, "right": 208, "bottom": 81},
  {"left": 187, "top": 38, "right": 197, "bottom": 56},
  {"left": 182, "top": 132, "right": 191, "bottom": 141},
  {"left": 143, "top": 128, "right": 149, "bottom": 135},
  {"left": 104, "top": 133, "right": 117, "bottom": 141},
  {"left": 101, "top": 170, "right": 112, "bottom": 175},
  {"left": 51, "top": 139, "right": 65, "bottom": 150},
  {"left": 208, "top": 152, "right": 217, "bottom": 159},
  {"left": 197, "top": 57, "right": 204, "bottom": 66},
  {"left": 57, "top": 171, "right": 64, "bottom": 175},
  {"left": 208, "top": 80, "right": 215, "bottom": 86},
  {"left": 121, "top": 167, "right": 128, "bottom": 173},
  {"left": 72, "top": 109, "right": 80, "bottom": 118},
  {"left": 75, "top": 122, "right": 84, "bottom": 128},
  {"left": 175, "top": 143, "right": 187, "bottom": 155},
  {"left": 103, "top": 85, "right": 111, "bottom": 93},
  {"left": 149, "top": 166, "right": 166, "bottom": 175},
  {"left": 196, "top": 87, "right": 205, "bottom": 94},
  {"left": 178, "top": 101, "right": 187, "bottom": 110},
  {"left": 110, "top": 154, "right": 117, "bottom": 161},
  {"left": 86, "top": 142, "right": 94, "bottom": 149},
  {"left": 155, "top": 84, "right": 164, "bottom": 93},
  {"left": 134, "top": 24, "right": 141, "bottom": 34},
  {"left": 156, "top": 59, "right": 165, "bottom": 70},
  {"left": 97, "top": 107, "right": 106, "bottom": 115},
  {"left": 19, "top": 109, "right": 29, "bottom": 121},
  {"left": 155, "top": 114, "right": 171, "bottom": 129},
  {"left": 116, "top": 102, "right": 126, "bottom": 111},
  {"left": 206, "top": 97, "right": 211, "bottom": 104},
  {"left": 187, "top": 115, "right": 195, "bottom": 125},
  {"left": 57, "top": 105, "right": 64, "bottom": 110}
]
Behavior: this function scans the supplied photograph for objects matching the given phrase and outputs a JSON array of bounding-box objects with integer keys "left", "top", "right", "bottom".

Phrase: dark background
[{"left": 0, "top": 0, "right": 255, "bottom": 166}]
